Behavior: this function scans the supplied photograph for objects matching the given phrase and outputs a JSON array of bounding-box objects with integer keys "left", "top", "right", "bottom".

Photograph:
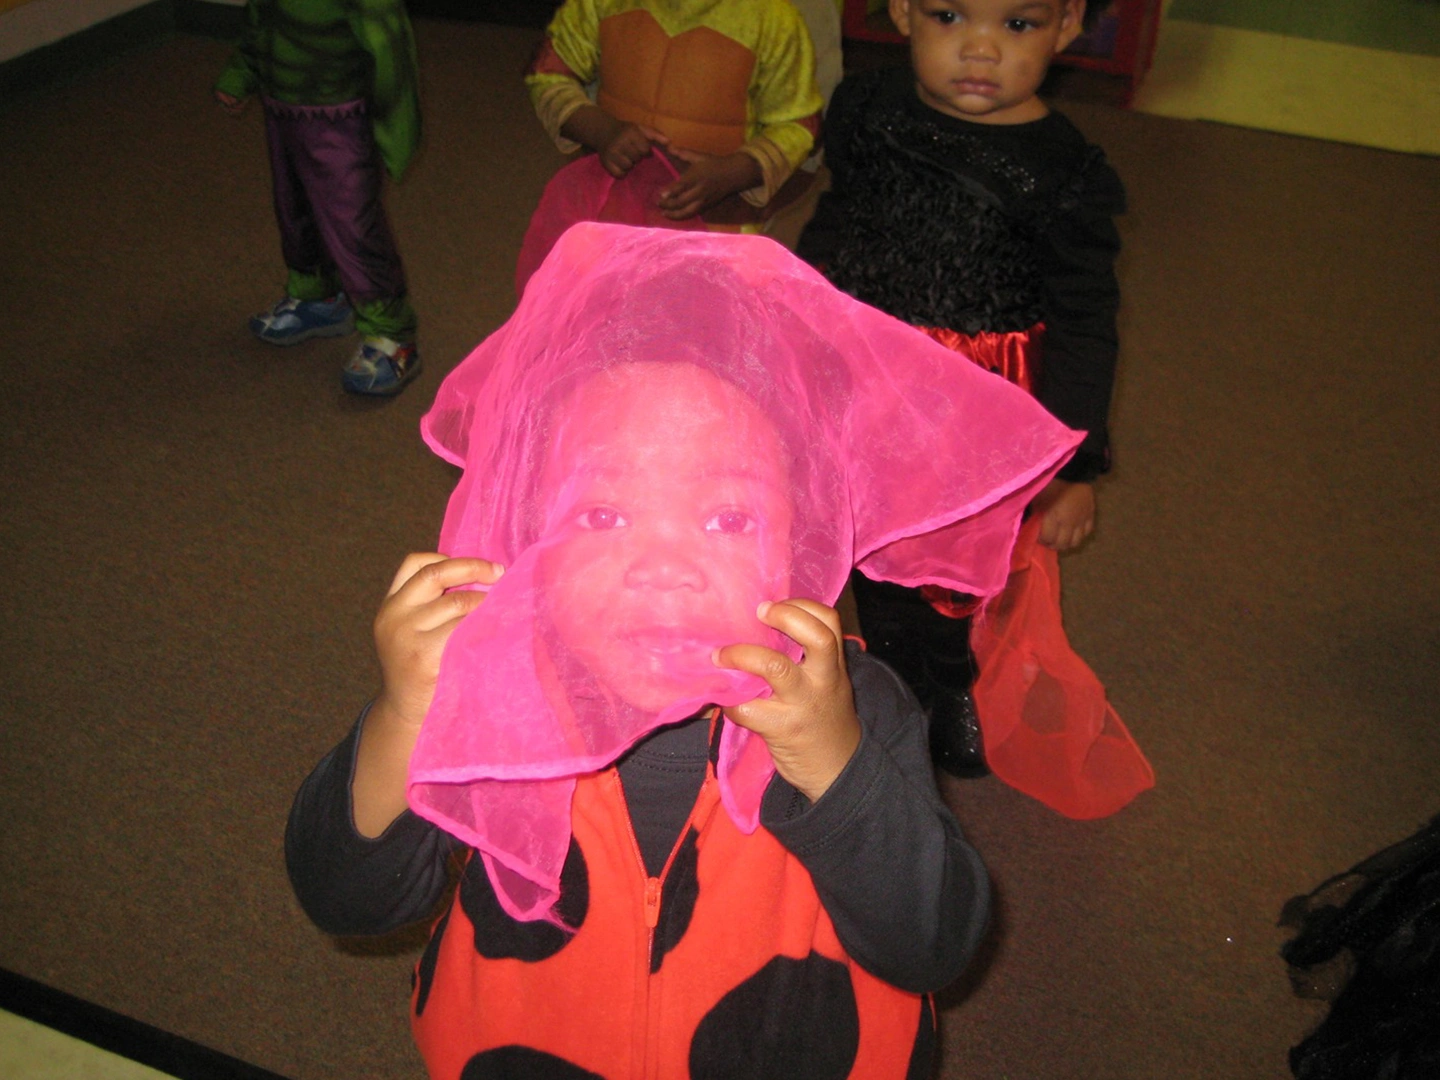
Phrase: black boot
[{"left": 849, "top": 572, "right": 989, "bottom": 779}]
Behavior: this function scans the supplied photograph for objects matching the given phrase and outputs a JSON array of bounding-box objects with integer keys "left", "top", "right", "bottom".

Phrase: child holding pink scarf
[{"left": 287, "top": 224, "right": 1080, "bottom": 1077}]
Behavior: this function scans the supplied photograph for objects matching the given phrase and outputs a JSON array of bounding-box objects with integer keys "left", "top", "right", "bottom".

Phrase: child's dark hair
[{"left": 1080, "top": 0, "right": 1105, "bottom": 34}]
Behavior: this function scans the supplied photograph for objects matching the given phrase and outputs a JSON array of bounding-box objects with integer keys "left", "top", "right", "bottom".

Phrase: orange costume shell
[{"left": 411, "top": 753, "right": 934, "bottom": 1079}]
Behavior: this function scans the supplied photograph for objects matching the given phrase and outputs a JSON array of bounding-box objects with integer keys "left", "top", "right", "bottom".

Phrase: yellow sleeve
[
  {"left": 740, "top": 0, "right": 823, "bottom": 204},
  {"left": 528, "top": 77, "right": 596, "bottom": 153},
  {"left": 737, "top": 137, "right": 797, "bottom": 207},
  {"left": 524, "top": 0, "right": 607, "bottom": 151}
]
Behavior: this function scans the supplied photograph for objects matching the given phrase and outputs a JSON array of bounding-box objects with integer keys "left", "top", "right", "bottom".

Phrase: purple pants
[{"left": 263, "top": 97, "right": 407, "bottom": 305}]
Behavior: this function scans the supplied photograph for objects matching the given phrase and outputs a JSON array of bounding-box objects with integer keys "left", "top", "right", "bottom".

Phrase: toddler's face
[
  {"left": 889, "top": 0, "right": 1084, "bottom": 125},
  {"left": 537, "top": 362, "right": 793, "bottom": 713}
]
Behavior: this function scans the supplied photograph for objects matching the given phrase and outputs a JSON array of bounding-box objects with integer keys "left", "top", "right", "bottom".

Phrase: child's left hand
[
  {"left": 713, "top": 599, "right": 862, "bottom": 804},
  {"left": 658, "top": 148, "right": 763, "bottom": 219},
  {"left": 1032, "top": 478, "right": 1096, "bottom": 551}
]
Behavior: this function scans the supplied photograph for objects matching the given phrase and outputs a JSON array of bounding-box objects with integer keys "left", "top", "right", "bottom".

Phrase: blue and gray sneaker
[
  {"left": 249, "top": 294, "right": 355, "bottom": 345},
  {"left": 342, "top": 336, "right": 421, "bottom": 396}
]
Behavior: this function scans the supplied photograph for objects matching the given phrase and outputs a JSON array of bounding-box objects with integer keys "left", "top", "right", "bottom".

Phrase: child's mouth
[
  {"left": 954, "top": 79, "right": 999, "bottom": 97},
  {"left": 624, "top": 631, "right": 712, "bottom": 658}
]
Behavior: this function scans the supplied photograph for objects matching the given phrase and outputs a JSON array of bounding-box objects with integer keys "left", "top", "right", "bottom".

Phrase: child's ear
[
  {"left": 888, "top": 0, "right": 915, "bottom": 37},
  {"left": 1055, "top": 0, "right": 1086, "bottom": 54}
]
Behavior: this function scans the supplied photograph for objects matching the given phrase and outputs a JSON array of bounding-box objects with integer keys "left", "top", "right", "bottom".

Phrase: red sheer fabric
[
  {"left": 410, "top": 224, "right": 1082, "bottom": 921},
  {"left": 912, "top": 323, "right": 1152, "bottom": 818},
  {"left": 971, "top": 518, "right": 1155, "bottom": 818}
]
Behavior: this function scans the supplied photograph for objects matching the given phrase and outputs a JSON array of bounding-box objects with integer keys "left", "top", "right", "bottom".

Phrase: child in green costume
[{"left": 216, "top": 0, "right": 422, "bottom": 396}]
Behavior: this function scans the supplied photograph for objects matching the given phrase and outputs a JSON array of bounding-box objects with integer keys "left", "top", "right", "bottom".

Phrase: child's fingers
[
  {"left": 713, "top": 600, "right": 845, "bottom": 700},
  {"left": 638, "top": 124, "right": 669, "bottom": 146},
  {"left": 389, "top": 553, "right": 502, "bottom": 597},
  {"left": 658, "top": 182, "right": 705, "bottom": 218},
  {"left": 713, "top": 641, "right": 796, "bottom": 695},
  {"left": 385, "top": 552, "right": 449, "bottom": 598},
  {"left": 384, "top": 555, "right": 504, "bottom": 623},
  {"left": 1037, "top": 513, "right": 1062, "bottom": 549},
  {"left": 758, "top": 599, "right": 845, "bottom": 671},
  {"left": 417, "top": 588, "right": 489, "bottom": 635}
]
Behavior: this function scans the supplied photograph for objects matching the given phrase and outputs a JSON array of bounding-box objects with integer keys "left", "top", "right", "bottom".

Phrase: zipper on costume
[
  {"left": 610, "top": 769, "right": 662, "bottom": 1079},
  {"left": 612, "top": 772, "right": 664, "bottom": 966},
  {"left": 611, "top": 751, "right": 717, "bottom": 1079}
]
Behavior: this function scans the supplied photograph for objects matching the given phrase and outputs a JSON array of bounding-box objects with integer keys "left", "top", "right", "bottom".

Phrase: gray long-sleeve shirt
[{"left": 286, "top": 643, "right": 989, "bottom": 993}]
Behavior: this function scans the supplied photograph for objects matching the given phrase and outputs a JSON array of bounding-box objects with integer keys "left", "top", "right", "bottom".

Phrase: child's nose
[
  {"left": 958, "top": 26, "right": 1000, "bottom": 61},
  {"left": 624, "top": 548, "right": 707, "bottom": 591}
]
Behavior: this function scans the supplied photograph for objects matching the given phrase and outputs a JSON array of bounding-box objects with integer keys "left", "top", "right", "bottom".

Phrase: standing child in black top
[{"left": 798, "top": 0, "right": 1126, "bottom": 783}]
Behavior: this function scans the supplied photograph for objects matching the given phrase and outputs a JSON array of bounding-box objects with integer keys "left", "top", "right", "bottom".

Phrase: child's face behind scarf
[{"left": 537, "top": 362, "right": 794, "bottom": 715}]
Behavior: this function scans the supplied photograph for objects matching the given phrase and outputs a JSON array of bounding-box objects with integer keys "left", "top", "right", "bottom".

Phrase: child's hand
[
  {"left": 372, "top": 553, "right": 504, "bottom": 730},
  {"left": 599, "top": 122, "right": 669, "bottom": 178},
  {"left": 713, "top": 599, "right": 862, "bottom": 804},
  {"left": 353, "top": 554, "right": 501, "bottom": 837},
  {"left": 657, "top": 148, "right": 763, "bottom": 219},
  {"left": 214, "top": 89, "right": 246, "bottom": 114},
  {"left": 1032, "top": 479, "right": 1096, "bottom": 551}
]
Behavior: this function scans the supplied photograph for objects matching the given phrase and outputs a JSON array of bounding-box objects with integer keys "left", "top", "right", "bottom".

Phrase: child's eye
[
  {"left": 577, "top": 506, "right": 626, "bottom": 530},
  {"left": 932, "top": 9, "right": 957, "bottom": 24},
  {"left": 704, "top": 509, "right": 756, "bottom": 535},
  {"left": 1005, "top": 17, "right": 1035, "bottom": 31}
]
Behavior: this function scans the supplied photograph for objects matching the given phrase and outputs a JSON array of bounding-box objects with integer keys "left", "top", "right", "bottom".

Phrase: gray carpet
[{"left": 1, "top": 18, "right": 1437, "bottom": 1080}]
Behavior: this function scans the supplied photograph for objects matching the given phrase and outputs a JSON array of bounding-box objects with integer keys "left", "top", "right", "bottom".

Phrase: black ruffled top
[{"left": 798, "top": 66, "right": 1125, "bottom": 481}]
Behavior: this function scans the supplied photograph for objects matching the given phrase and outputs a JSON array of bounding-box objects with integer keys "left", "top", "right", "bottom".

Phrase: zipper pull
[{"left": 643, "top": 877, "right": 661, "bottom": 929}]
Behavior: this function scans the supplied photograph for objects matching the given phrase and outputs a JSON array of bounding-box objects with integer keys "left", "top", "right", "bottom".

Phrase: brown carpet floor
[{"left": 2, "top": 18, "right": 1438, "bottom": 1080}]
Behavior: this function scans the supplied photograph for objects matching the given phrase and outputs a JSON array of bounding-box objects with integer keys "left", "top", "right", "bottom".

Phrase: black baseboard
[
  {"left": 0, "top": 0, "right": 554, "bottom": 108},
  {"left": 407, "top": 0, "right": 557, "bottom": 28},
  {"left": 0, "top": 967, "right": 293, "bottom": 1080},
  {"left": 174, "top": 0, "right": 245, "bottom": 39}
]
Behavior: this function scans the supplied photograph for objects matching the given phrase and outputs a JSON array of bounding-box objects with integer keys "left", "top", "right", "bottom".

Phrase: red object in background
[{"left": 840, "top": 0, "right": 1163, "bottom": 105}]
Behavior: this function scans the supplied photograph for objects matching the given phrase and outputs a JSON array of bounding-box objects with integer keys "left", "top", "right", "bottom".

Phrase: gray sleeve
[
  {"left": 760, "top": 644, "right": 990, "bottom": 992},
  {"left": 284, "top": 705, "right": 461, "bottom": 936}
]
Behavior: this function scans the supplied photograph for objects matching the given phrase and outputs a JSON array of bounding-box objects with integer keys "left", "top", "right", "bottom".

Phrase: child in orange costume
[{"left": 524, "top": 0, "right": 823, "bottom": 228}]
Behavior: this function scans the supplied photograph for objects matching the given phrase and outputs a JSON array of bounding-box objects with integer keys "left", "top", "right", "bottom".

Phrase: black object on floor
[{"left": 1279, "top": 814, "right": 1440, "bottom": 1079}]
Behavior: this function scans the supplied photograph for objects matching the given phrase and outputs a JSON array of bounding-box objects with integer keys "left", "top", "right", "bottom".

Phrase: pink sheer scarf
[{"left": 409, "top": 224, "right": 1082, "bottom": 923}]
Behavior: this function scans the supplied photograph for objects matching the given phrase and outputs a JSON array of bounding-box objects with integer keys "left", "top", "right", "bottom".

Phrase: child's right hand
[
  {"left": 598, "top": 122, "right": 669, "bottom": 177},
  {"left": 713, "top": 599, "right": 862, "bottom": 804},
  {"left": 372, "top": 553, "right": 504, "bottom": 730},
  {"left": 213, "top": 89, "right": 246, "bottom": 114}
]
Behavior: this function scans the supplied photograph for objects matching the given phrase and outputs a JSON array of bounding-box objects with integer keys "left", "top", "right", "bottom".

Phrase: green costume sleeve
[
  {"left": 350, "top": 0, "right": 422, "bottom": 181},
  {"left": 214, "top": 0, "right": 263, "bottom": 100}
]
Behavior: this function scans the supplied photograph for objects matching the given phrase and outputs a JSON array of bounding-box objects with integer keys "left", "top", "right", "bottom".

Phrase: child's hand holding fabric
[
  {"left": 714, "top": 599, "right": 861, "bottom": 804},
  {"left": 658, "top": 147, "right": 763, "bottom": 219},
  {"left": 1031, "top": 478, "right": 1096, "bottom": 551},
  {"left": 354, "top": 554, "right": 503, "bottom": 837}
]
